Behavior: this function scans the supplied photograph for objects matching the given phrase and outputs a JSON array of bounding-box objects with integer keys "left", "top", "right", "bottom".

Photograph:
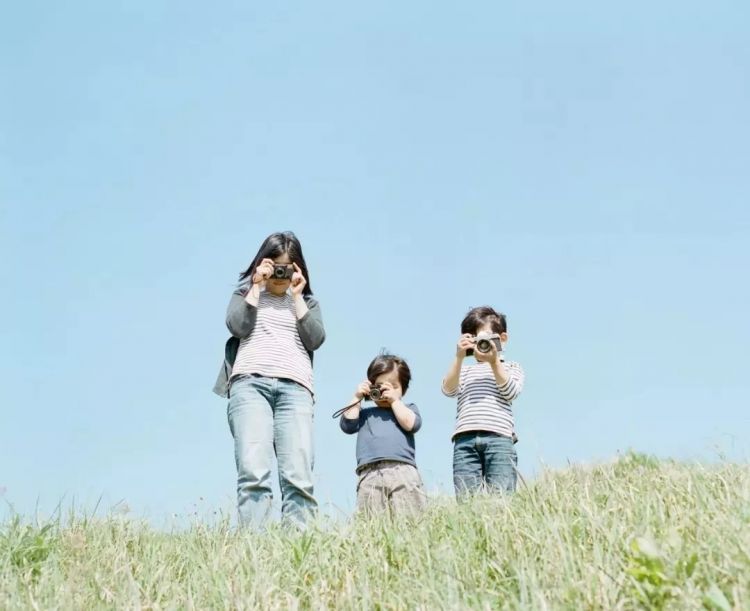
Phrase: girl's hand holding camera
[
  {"left": 290, "top": 262, "right": 307, "bottom": 297},
  {"left": 252, "top": 258, "right": 276, "bottom": 285},
  {"left": 245, "top": 258, "right": 275, "bottom": 305}
]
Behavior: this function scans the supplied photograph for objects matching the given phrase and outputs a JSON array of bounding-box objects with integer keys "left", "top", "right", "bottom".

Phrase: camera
[
  {"left": 272, "top": 264, "right": 294, "bottom": 280},
  {"left": 367, "top": 385, "right": 384, "bottom": 401},
  {"left": 466, "top": 332, "right": 502, "bottom": 357}
]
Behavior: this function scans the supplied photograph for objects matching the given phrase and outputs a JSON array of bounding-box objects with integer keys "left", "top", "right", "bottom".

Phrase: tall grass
[{"left": 2, "top": 453, "right": 748, "bottom": 609}]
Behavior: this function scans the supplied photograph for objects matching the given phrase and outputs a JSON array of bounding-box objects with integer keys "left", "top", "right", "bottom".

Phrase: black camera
[
  {"left": 466, "top": 332, "right": 502, "bottom": 357},
  {"left": 272, "top": 264, "right": 294, "bottom": 280},
  {"left": 367, "top": 385, "right": 384, "bottom": 401}
]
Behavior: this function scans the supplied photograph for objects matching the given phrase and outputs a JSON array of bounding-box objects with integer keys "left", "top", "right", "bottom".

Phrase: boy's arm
[
  {"left": 491, "top": 361, "right": 525, "bottom": 402},
  {"left": 443, "top": 334, "right": 473, "bottom": 395},
  {"left": 390, "top": 400, "right": 420, "bottom": 432},
  {"left": 442, "top": 357, "right": 462, "bottom": 396},
  {"left": 474, "top": 342, "right": 525, "bottom": 402}
]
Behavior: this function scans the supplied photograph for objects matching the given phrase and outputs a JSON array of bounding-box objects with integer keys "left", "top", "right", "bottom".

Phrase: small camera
[
  {"left": 272, "top": 264, "right": 293, "bottom": 280},
  {"left": 467, "top": 332, "right": 502, "bottom": 356},
  {"left": 367, "top": 385, "right": 384, "bottom": 401}
]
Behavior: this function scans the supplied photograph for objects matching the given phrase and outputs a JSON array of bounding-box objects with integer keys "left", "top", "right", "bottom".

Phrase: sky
[{"left": 1, "top": 1, "right": 749, "bottom": 526}]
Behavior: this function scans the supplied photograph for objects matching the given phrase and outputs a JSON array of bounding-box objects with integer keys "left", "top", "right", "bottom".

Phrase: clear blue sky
[{"left": 2, "top": 1, "right": 749, "bottom": 524}]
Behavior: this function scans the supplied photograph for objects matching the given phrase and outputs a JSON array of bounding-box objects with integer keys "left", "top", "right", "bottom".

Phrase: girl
[
  {"left": 441, "top": 306, "right": 525, "bottom": 497},
  {"left": 339, "top": 354, "right": 426, "bottom": 517},
  {"left": 213, "top": 231, "right": 325, "bottom": 528}
]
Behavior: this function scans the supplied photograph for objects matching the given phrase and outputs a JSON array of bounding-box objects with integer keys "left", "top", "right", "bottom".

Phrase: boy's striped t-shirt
[
  {"left": 443, "top": 361, "right": 525, "bottom": 440},
  {"left": 230, "top": 291, "right": 313, "bottom": 394}
]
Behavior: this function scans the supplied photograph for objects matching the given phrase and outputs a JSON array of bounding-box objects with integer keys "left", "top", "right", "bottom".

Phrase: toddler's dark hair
[{"left": 367, "top": 353, "right": 411, "bottom": 394}]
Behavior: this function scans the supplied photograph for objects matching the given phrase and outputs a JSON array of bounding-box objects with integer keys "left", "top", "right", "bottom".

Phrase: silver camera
[{"left": 467, "top": 332, "right": 502, "bottom": 356}]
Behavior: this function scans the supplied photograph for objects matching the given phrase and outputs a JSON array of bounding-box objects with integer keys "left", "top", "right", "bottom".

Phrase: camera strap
[{"left": 331, "top": 399, "right": 363, "bottom": 419}]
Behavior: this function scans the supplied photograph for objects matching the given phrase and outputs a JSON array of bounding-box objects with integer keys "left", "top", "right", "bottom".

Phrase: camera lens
[
  {"left": 370, "top": 387, "right": 382, "bottom": 400},
  {"left": 476, "top": 339, "right": 491, "bottom": 353}
]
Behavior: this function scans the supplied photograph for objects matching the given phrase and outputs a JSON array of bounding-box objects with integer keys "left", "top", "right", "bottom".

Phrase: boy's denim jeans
[
  {"left": 453, "top": 431, "right": 517, "bottom": 497},
  {"left": 227, "top": 375, "right": 317, "bottom": 529}
]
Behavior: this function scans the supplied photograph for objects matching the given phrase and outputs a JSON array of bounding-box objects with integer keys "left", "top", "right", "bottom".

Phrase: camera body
[
  {"left": 272, "top": 264, "right": 294, "bottom": 280},
  {"left": 466, "top": 332, "right": 502, "bottom": 357},
  {"left": 366, "top": 385, "right": 384, "bottom": 401}
]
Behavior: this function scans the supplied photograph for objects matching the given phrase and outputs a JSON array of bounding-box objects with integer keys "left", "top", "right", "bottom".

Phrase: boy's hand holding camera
[
  {"left": 456, "top": 333, "right": 475, "bottom": 358},
  {"left": 473, "top": 335, "right": 511, "bottom": 385},
  {"left": 473, "top": 337, "right": 498, "bottom": 363},
  {"left": 444, "top": 331, "right": 510, "bottom": 393}
]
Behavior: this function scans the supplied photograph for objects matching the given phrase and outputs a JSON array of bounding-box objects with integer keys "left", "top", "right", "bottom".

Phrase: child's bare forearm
[
  {"left": 442, "top": 357, "right": 463, "bottom": 393},
  {"left": 390, "top": 399, "right": 416, "bottom": 431}
]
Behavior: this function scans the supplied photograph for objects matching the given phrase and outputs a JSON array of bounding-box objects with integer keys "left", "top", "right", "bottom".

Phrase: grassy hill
[{"left": 2, "top": 453, "right": 748, "bottom": 609}]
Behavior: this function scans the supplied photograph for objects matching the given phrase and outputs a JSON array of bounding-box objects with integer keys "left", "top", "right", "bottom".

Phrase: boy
[
  {"left": 340, "top": 354, "right": 426, "bottom": 516},
  {"left": 442, "top": 306, "right": 525, "bottom": 496}
]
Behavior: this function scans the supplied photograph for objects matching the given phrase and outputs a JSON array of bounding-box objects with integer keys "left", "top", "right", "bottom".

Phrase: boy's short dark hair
[
  {"left": 461, "top": 306, "right": 507, "bottom": 335},
  {"left": 367, "top": 353, "right": 411, "bottom": 394}
]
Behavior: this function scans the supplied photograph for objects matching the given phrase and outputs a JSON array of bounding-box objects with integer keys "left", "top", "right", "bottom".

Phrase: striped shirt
[
  {"left": 230, "top": 291, "right": 313, "bottom": 394},
  {"left": 443, "top": 360, "right": 525, "bottom": 440}
]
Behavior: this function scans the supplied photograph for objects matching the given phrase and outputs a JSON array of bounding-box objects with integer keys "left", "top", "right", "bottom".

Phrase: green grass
[{"left": 2, "top": 452, "right": 748, "bottom": 610}]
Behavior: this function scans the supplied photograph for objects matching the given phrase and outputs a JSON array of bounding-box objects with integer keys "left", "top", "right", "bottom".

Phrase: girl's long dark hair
[{"left": 239, "top": 231, "right": 313, "bottom": 296}]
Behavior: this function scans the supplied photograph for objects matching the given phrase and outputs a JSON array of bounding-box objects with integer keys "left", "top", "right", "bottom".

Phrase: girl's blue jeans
[
  {"left": 453, "top": 431, "right": 517, "bottom": 497},
  {"left": 227, "top": 375, "right": 316, "bottom": 528}
]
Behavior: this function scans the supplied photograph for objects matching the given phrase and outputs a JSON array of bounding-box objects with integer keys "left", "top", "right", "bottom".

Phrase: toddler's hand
[
  {"left": 354, "top": 381, "right": 370, "bottom": 400},
  {"left": 379, "top": 381, "right": 402, "bottom": 406}
]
